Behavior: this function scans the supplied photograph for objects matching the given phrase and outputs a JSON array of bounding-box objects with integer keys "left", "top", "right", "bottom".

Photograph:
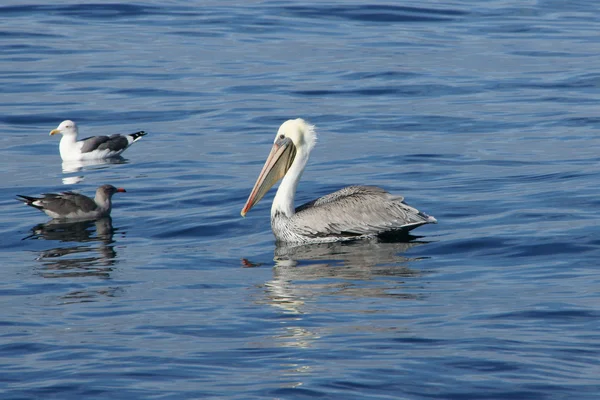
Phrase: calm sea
[{"left": 1, "top": 1, "right": 599, "bottom": 399}]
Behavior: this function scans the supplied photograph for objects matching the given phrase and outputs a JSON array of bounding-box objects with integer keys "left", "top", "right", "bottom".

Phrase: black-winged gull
[
  {"left": 17, "top": 184, "right": 126, "bottom": 220},
  {"left": 50, "top": 120, "right": 147, "bottom": 161}
]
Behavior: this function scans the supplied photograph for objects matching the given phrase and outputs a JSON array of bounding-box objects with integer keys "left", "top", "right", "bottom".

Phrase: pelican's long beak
[
  {"left": 241, "top": 137, "right": 296, "bottom": 217},
  {"left": 49, "top": 129, "right": 61, "bottom": 136}
]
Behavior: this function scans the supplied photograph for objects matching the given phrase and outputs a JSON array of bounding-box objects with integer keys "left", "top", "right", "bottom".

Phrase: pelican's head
[
  {"left": 276, "top": 118, "right": 317, "bottom": 153},
  {"left": 241, "top": 118, "right": 316, "bottom": 217},
  {"left": 49, "top": 120, "right": 78, "bottom": 137}
]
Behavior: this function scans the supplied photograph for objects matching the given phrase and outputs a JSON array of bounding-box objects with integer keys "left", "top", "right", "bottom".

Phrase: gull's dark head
[{"left": 97, "top": 184, "right": 126, "bottom": 199}]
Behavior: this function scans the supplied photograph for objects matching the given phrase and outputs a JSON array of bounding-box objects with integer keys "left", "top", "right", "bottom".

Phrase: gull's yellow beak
[{"left": 49, "top": 129, "right": 60, "bottom": 136}]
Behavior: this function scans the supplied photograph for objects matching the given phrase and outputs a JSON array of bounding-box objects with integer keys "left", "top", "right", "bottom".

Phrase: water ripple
[{"left": 1, "top": 0, "right": 600, "bottom": 399}]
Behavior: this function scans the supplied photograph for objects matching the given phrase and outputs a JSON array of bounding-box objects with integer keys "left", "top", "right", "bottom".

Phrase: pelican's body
[
  {"left": 50, "top": 120, "right": 147, "bottom": 161},
  {"left": 241, "top": 119, "right": 437, "bottom": 243}
]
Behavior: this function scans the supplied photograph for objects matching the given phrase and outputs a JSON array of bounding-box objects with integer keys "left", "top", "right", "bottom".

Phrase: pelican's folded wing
[{"left": 292, "top": 185, "right": 436, "bottom": 238}]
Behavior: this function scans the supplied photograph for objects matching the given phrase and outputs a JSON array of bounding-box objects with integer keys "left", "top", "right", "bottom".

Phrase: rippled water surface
[{"left": 1, "top": 1, "right": 600, "bottom": 398}]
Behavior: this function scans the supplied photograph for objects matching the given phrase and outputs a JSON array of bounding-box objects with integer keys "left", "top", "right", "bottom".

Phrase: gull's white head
[
  {"left": 50, "top": 120, "right": 78, "bottom": 136},
  {"left": 276, "top": 118, "right": 317, "bottom": 153}
]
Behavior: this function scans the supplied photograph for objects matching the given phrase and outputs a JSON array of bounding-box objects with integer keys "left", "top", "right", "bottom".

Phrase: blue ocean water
[{"left": 1, "top": 1, "right": 599, "bottom": 398}]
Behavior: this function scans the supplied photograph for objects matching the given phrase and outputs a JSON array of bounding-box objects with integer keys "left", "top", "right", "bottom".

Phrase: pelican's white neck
[
  {"left": 268, "top": 118, "right": 317, "bottom": 219},
  {"left": 271, "top": 150, "right": 309, "bottom": 218}
]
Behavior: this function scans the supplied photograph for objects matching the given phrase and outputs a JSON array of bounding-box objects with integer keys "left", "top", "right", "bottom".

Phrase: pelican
[{"left": 241, "top": 119, "right": 437, "bottom": 243}]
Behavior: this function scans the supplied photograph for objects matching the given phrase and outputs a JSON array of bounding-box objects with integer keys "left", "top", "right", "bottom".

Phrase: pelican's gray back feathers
[{"left": 273, "top": 185, "right": 436, "bottom": 243}]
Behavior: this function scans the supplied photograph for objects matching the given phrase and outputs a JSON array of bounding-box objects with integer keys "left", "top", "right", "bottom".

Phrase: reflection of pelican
[
  {"left": 253, "top": 237, "right": 428, "bottom": 316},
  {"left": 241, "top": 119, "right": 437, "bottom": 243},
  {"left": 25, "top": 217, "right": 119, "bottom": 278},
  {"left": 274, "top": 238, "right": 424, "bottom": 273},
  {"left": 50, "top": 120, "right": 147, "bottom": 161}
]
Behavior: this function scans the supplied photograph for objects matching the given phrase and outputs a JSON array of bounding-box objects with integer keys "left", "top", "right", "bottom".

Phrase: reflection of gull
[
  {"left": 26, "top": 217, "right": 115, "bottom": 242},
  {"left": 61, "top": 156, "right": 128, "bottom": 175},
  {"left": 62, "top": 176, "right": 84, "bottom": 185},
  {"left": 25, "top": 217, "right": 120, "bottom": 281}
]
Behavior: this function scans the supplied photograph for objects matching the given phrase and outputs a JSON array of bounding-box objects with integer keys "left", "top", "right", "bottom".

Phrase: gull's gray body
[
  {"left": 17, "top": 184, "right": 125, "bottom": 220},
  {"left": 79, "top": 134, "right": 140, "bottom": 154}
]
